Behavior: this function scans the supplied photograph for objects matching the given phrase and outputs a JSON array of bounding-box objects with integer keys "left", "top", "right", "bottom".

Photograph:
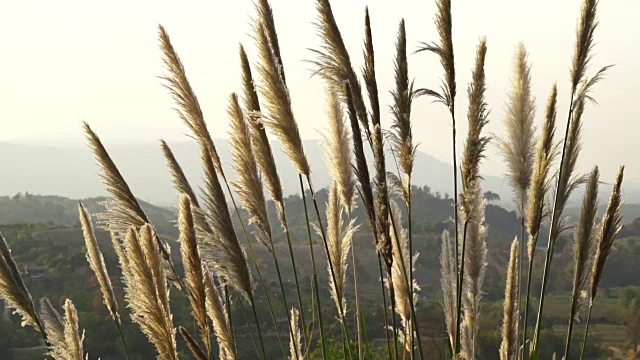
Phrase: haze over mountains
[
  {"left": 2, "top": 137, "right": 639, "bottom": 209},
  {"left": 0, "top": 138, "right": 513, "bottom": 206}
]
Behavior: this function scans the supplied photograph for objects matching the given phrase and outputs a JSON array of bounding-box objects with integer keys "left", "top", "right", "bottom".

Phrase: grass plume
[
  {"left": 178, "top": 195, "right": 211, "bottom": 357},
  {"left": 564, "top": 166, "right": 599, "bottom": 358},
  {"left": 41, "top": 299, "right": 86, "bottom": 360},
  {"left": 500, "top": 238, "right": 519, "bottom": 360}
]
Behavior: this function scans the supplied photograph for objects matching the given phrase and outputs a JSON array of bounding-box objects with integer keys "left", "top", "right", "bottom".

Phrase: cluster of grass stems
[{"left": 0, "top": 0, "right": 626, "bottom": 359}]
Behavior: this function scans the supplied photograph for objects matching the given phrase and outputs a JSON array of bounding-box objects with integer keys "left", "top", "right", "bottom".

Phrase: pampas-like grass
[
  {"left": 41, "top": 298, "right": 86, "bottom": 360},
  {"left": 0, "top": 233, "right": 44, "bottom": 336},
  {"left": 83, "top": 122, "right": 180, "bottom": 288},
  {"left": 498, "top": 43, "right": 536, "bottom": 217},
  {"left": 200, "top": 147, "right": 253, "bottom": 300},
  {"left": 570, "top": 0, "right": 598, "bottom": 93},
  {"left": 256, "top": 0, "right": 286, "bottom": 81},
  {"left": 289, "top": 308, "right": 304, "bottom": 360},
  {"left": 239, "top": 45, "right": 287, "bottom": 228},
  {"left": 416, "top": 0, "right": 456, "bottom": 108},
  {"left": 390, "top": 19, "right": 416, "bottom": 201},
  {"left": 590, "top": 166, "right": 624, "bottom": 298},
  {"left": 228, "top": 92, "right": 272, "bottom": 251},
  {"left": 255, "top": 21, "right": 310, "bottom": 177},
  {"left": 526, "top": 85, "right": 558, "bottom": 259},
  {"left": 311, "top": 0, "right": 370, "bottom": 134},
  {"left": 319, "top": 182, "right": 357, "bottom": 318},
  {"left": 160, "top": 140, "right": 213, "bottom": 240},
  {"left": 204, "top": 272, "right": 235, "bottom": 360},
  {"left": 78, "top": 202, "right": 120, "bottom": 324},
  {"left": 323, "top": 91, "right": 356, "bottom": 213},
  {"left": 389, "top": 201, "right": 419, "bottom": 352},
  {"left": 564, "top": 166, "right": 599, "bottom": 358},
  {"left": 158, "top": 25, "right": 225, "bottom": 179},
  {"left": 122, "top": 225, "right": 178, "bottom": 360},
  {"left": 500, "top": 238, "right": 519, "bottom": 360},
  {"left": 440, "top": 230, "right": 457, "bottom": 350},
  {"left": 363, "top": 7, "right": 380, "bottom": 129},
  {"left": 177, "top": 195, "right": 211, "bottom": 356},
  {"left": 580, "top": 166, "right": 624, "bottom": 359},
  {"left": 459, "top": 38, "right": 489, "bottom": 360}
]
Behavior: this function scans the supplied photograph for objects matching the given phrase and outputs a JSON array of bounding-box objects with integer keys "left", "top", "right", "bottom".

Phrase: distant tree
[{"left": 483, "top": 190, "right": 501, "bottom": 203}]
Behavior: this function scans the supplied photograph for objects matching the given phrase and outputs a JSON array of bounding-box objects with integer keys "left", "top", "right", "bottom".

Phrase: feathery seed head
[
  {"left": 0, "top": 233, "right": 40, "bottom": 331},
  {"left": 526, "top": 85, "right": 558, "bottom": 259},
  {"left": 498, "top": 43, "right": 536, "bottom": 216},
  {"left": 440, "top": 230, "right": 457, "bottom": 351},
  {"left": 255, "top": 22, "right": 310, "bottom": 177},
  {"left": 178, "top": 195, "right": 211, "bottom": 356},
  {"left": 323, "top": 91, "right": 356, "bottom": 214},
  {"left": 390, "top": 19, "right": 416, "bottom": 202},
  {"left": 571, "top": 0, "right": 599, "bottom": 92},
  {"left": 590, "top": 166, "right": 624, "bottom": 298},
  {"left": 158, "top": 25, "right": 225, "bottom": 179},
  {"left": 200, "top": 147, "right": 253, "bottom": 300},
  {"left": 205, "top": 273, "right": 235, "bottom": 360},
  {"left": 228, "top": 93, "right": 272, "bottom": 250},
  {"left": 289, "top": 307, "right": 304, "bottom": 360},
  {"left": 500, "top": 238, "right": 519, "bottom": 360},
  {"left": 78, "top": 202, "right": 120, "bottom": 324}
]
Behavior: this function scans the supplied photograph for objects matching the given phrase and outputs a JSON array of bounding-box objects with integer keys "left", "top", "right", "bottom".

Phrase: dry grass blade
[
  {"left": 0, "top": 232, "right": 41, "bottom": 332},
  {"left": 200, "top": 147, "right": 253, "bottom": 300},
  {"left": 500, "top": 238, "right": 519, "bottom": 360},
  {"left": 440, "top": 230, "right": 456, "bottom": 350},
  {"left": 416, "top": 0, "right": 455, "bottom": 108},
  {"left": 178, "top": 195, "right": 211, "bottom": 356},
  {"left": 319, "top": 183, "right": 357, "bottom": 318},
  {"left": 389, "top": 201, "right": 419, "bottom": 351},
  {"left": 390, "top": 19, "right": 416, "bottom": 203},
  {"left": 158, "top": 25, "right": 225, "bottom": 178},
  {"left": 123, "top": 224, "right": 178, "bottom": 360},
  {"left": 590, "top": 166, "right": 624, "bottom": 298},
  {"left": 255, "top": 21, "right": 310, "bottom": 177},
  {"left": 323, "top": 91, "right": 356, "bottom": 213},
  {"left": 228, "top": 93, "right": 272, "bottom": 250},
  {"left": 289, "top": 308, "right": 304, "bottom": 360},
  {"left": 205, "top": 272, "right": 235, "bottom": 360},
  {"left": 497, "top": 43, "right": 536, "bottom": 217},
  {"left": 526, "top": 85, "right": 558, "bottom": 259},
  {"left": 311, "top": 0, "right": 370, "bottom": 134},
  {"left": 571, "top": 0, "right": 599, "bottom": 92},
  {"left": 78, "top": 202, "right": 120, "bottom": 324},
  {"left": 179, "top": 326, "right": 209, "bottom": 360}
]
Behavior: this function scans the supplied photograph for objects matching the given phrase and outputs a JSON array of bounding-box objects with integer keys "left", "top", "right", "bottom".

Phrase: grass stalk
[
  {"left": 299, "top": 174, "right": 328, "bottom": 360},
  {"left": 347, "top": 208, "right": 363, "bottom": 360},
  {"left": 521, "top": 231, "right": 540, "bottom": 360},
  {"left": 114, "top": 320, "right": 132, "bottom": 360},
  {"left": 532, "top": 92, "right": 575, "bottom": 351},
  {"left": 579, "top": 300, "right": 593, "bottom": 360},
  {"left": 237, "top": 291, "right": 260, "bottom": 358},
  {"left": 306, "top": 176, "right": 353, "bottom": 359},
  {"left": 388, "top": 205, "right": 424, "bottom": 359},
  {"left": 248, "top": 294, "right": 268, "bottom": 360}
]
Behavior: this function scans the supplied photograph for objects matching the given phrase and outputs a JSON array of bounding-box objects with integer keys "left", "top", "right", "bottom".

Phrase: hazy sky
[{"left": 1, "top": 0, "right": 638, "bottom": 184}]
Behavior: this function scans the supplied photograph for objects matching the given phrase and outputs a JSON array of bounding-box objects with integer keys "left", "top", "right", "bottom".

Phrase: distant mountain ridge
[{"left": 0, "top": 140, "right": 512, "bottom": 207}]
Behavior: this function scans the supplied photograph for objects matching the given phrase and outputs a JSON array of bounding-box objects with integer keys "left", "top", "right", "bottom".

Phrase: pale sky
[{"left": 1, "top": 0, "right": 638, "bottom": 184}]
